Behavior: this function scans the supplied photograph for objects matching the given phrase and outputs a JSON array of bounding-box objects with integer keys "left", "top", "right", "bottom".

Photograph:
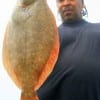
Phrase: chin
[
  {"left": 62, "top": 15, "right": 74, "bottom": 21},
  {"left": 63, "top": 18, "right": 75, "bottom": 23}
]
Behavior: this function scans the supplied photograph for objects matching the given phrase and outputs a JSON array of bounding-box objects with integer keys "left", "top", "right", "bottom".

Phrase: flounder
[{"left": 2, "top": 0, "right": 59, "bottom": 100}]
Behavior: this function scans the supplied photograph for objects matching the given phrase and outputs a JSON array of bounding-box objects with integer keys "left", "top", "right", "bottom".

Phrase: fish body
[{"left": 2, "top": 0, "right": 59, "bottom": 100}]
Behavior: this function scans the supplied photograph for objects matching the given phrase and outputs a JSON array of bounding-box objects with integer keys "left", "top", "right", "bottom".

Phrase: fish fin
[{"left": 20, "top": 91, "right": 38, "bottom": 100}]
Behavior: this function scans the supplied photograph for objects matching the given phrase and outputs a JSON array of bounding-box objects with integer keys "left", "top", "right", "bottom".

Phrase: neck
[
  {"left": 62, "top": 19, "right": 87, "bottom": 26},
  {"left": 63, "top": 18, "right": 83, "bottom": 24}
]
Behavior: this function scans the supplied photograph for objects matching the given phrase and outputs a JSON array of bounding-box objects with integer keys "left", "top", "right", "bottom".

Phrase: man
[{"left": 37, "top": 0, "right": 100, "bottom": 100}]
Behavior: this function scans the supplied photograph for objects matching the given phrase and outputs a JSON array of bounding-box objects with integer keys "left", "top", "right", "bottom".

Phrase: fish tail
[{"left": 20, "top": 91, "right": 38, "bottom": 100}]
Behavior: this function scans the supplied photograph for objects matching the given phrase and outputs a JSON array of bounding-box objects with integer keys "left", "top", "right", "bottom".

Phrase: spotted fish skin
[{"left": 2, "top": 0, "right": 59, "bottom": 100}]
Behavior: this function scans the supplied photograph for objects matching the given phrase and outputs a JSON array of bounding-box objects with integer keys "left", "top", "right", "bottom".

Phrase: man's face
[{"left": 56, "top": 0, "right": 84, "bottom": 22}]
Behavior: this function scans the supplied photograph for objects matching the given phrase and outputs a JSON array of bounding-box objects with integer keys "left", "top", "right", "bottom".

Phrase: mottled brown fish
[{"left": 2, "top": 0, "right": 59, "bottom": 100}]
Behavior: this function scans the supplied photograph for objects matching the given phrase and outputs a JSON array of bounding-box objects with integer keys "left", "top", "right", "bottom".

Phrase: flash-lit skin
[{"left": 56, "top": 0, "right": 84, "bottom": 23}]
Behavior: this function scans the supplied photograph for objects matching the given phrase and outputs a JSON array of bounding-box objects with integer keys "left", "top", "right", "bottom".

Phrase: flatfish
[{"left": 2, "top": 0, "right": 59, "bottom": 100}]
